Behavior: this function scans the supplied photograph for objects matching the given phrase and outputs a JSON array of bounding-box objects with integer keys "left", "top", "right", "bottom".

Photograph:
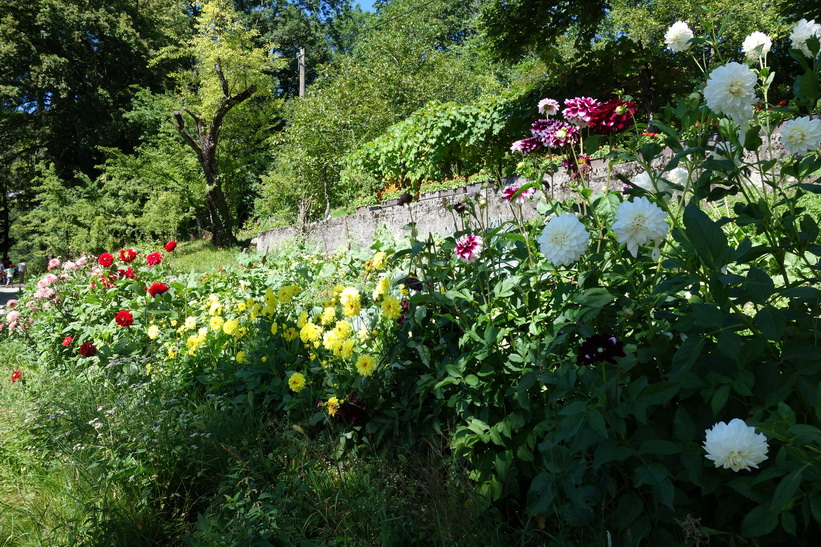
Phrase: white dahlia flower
[
  {"left": 704, "top": 419, "right": 769, "bottom": 472},
  {"left": 742, "top": 32, "right": 772, "bottom": 62},
  {"left": 538, "top": 213, "right": 590, "bottom": 267},
  {"left": 790, "top": 18, "right": 821, "bottom": 58},
  {"left": 780, "top": 116, "right": 821, "bottom": 156},
  {"left": 612, "top": 197, "right": 669, "bottom": 257},
  {"left": 663, "top": 167, "right": 689, "bottom": 189},
  {"left": 632, "top": 171, "right": 672, "bottom": 195},
  {"left": 703, "top": 62, "right": 757, "bottom": 126},
  {"left": 665, "top": 21, "right": 694, "bottom": 53}
]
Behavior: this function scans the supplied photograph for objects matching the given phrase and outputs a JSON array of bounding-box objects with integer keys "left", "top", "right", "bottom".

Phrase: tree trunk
[{"left": 172, "top": 59, "right": 256, "bottom": 248}]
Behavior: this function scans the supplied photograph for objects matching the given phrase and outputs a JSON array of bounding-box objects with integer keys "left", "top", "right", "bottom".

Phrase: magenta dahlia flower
[
  {"left": 563, "top": 97, "right": 601, "bottom": 127},
  {"left": 454, "top": 234, "right": 483, "bottom": 263}
]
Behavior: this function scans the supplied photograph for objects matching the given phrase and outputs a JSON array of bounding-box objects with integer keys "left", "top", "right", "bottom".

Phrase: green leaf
[
  {"left": 755, "top": 306, "right": 786, "bottom": 341},
  {"left": 771, "top": 468, "right": 804, "bottom": 510},
  {"left": 639, "top": 440, "right": 682, "bottom": 456},
  {"left": 683, "top": 204, "right": 731, "bottom": 270},
  {"left": 574, "top": 287, "right": 615, "bottom": 308},
  {"left": 742, "top": 504, "right": 779, "bottom": 537},
  {"left": 640, "top": 381, "right": 680, "bottom": 405},
  {"left": 711, "top": 384, "right": 731, "bottom": 415}
]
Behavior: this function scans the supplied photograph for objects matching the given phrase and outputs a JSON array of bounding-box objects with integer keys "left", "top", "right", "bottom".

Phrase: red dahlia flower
[
  {"left": 148, "top": 282, "right": 169, "bottom": 297},
  {"left": 98, "top": 253, "right": 114, "bottom": 267},
  {"left": 62, "top": 336, "right": 73, "bottom": 346},
  {"left": 79, "top": 343, "right": 97, "bottom": 357},
  {"left": 115, "top": 310, "right": 134, "bottom": 327},
  {"left": 146, "top": 252, "right": 162, "bottom": 266},
  {"left": 164, "top": 240, "right": 177, "bottom": 252},
  {"left": 118, "top": 267, "right": 135, "bottom": 279},
  {"left": 11, "top": 370, "right": 22, "bottom": 383},
  {"left": 588, "top": 99, "right": 637, "bottom": 135},
  {"left": 119, "top": 249, "right": 137, "bottom": 262}
]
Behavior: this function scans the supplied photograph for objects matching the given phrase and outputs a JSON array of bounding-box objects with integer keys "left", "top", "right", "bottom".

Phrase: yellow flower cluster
[
  {"left": 276, "top": 284, "right": 300, "bottom": 304},
  {"left": 186, "top": 327, "right": 208, "bottom": 355},
  {"left": 339, "top": 287, "right": 361, "bottom": 317},
  {"left": 326, "top": 396, "right": 342, "bottom": 416},
  {"left": 223, "top": 318, "right": 240, "bottom": 336},
  {"left": 299, "top": 321, "right": 323, "bottom": 346},
  {"left": 381, "top": 294, "right": 402, "bottom": 320},
  {"left": 209, "top": 315, "right": 224, "bottom": 331},
  {"left": 355, "top": 354, "right": 377, "bottom": 377},
  {"left": 319, "top": 306, "right": 336, "bottom": 326},
  {"left": 322, "top": 320, "right": 354, "bottom": 357},
  {"left": 288, "top": 372, "right": 307, "bottom": 393},
  {"left": 372, "top": 275, "right": 391, "bottom": 301}
]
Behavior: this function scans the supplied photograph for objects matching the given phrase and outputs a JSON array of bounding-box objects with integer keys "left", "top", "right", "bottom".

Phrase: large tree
[{"left": 165, "top": 0, "right": 282, "bottom": 247}]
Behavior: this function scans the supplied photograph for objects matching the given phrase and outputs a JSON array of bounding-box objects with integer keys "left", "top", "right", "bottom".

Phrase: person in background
[
  {"left": 5, "top": 262, "right": 15, "bottom": 286},
  {"left": 0, "top": 262, "right": 5, "bottom": 286}
]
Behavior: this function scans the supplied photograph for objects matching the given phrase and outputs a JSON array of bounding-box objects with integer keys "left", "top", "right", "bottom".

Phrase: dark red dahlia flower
[
  {"left": 588, "top": 99, "right": 637, "bottom": 135},
  {"left": 79, "top": 343, "right": 97, "bottom": 357},
  {"left": 98, "top": 253, "right": 114, "bottom": 267},
  {"left": 577, "top": 334, "right": 626, "bottom": 365},
  {"left": 11, "top": 370, "right": 22, "bottom": 383},
  {"left": 165, "top": 240, "right": 177, "bottom": 252},
  {"left": 146, "top": 252, "right": 163, "bottom": 266}
]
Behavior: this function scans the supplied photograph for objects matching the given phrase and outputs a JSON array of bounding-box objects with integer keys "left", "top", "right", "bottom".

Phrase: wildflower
[
  {"left": 454, "top": 234, "right": 483, "bottom": 263},
  {"left": 11, "top": 370, "right": 22, "bottom": 382},
  {"left": 355, "top": 354, "right": 377, "bottom": 377},
  {"left": 502, "top": 182, "right": 536, "bottom": 203},
  {"left": 288, "top": 372, "right": 307, "bottom": 393},
  {"left": 115, "top": 310, "right": 134, "bottom": 327},
  {"left": 98, "top": 253, "right": 114, "bottom": 267},
  {"left": 612, "top": 197, "right": 669, "bottom": 257},
  {"left": 339, "top": 287, "right": 361, "bottom": 317},
  {"left": 297, "top": 311, "right": 309, "bottom": 328},
  {"left": 537, "top": 214, "right": 590, "bottom": 267},
  {"left": 703, "top": 62, "right": 757, "bottom": 126},
  {"left": 62, "top": 336, "right": 73, "bottom": 346},
  {"left": 270, "top": 322, "right": 278, "bottom": 336},
  {"left": 222, "top": 319, "right": 240, "bottom": 336},
  {"left": 184, "top": 316, "right": 197, "bottom": 331},
  {"left": 119, "top": 249, "right": 137, "bottom": 263},
  {"left": 742, "top": 32, "right": 772, "bottom": 62},
  {"left": 563, "top": 97, "right": 601, "bottom": 127},
  {"left": 283, "top": 327, "right": 298, "bottom": 341},
  {"left": 147, "top": 325, "right": 160, "bottom": 340},
  {"left": 340, "top": 338, "right": 356, "bottom": 359},
  {"left": 79, "top": 342, "right": 97, "bottom": 357},
  {"left": 577, "top": 334, "right": 626, "bottom": 365},
  {"left": 381, "top": 294, "right": 402, "bottom": 320},
  {"left": 146, "top": 252, "right": 163, "bottom": 266},
  {"left": 704, "top": 419, "right": 769, "bottom": 471},
  {"left": 372, "top": 276, "right": 391, "bottom": 301},
  {"left": 148, "top": 282, "right": 169, "bottom": 297},
  {"left": 165, "top": 240, "right": 177, "bottom": 252},
  {"left": 118, "top": 266, "right": 135, "bottom": 279},
  {"left": 790, "top": 19, "right": 821, "bottom": 57},
  {"left": 664, "top": 21, "right": 694, "bottom": 52},
  {"left": 209, "top": 316, "right": 224, "bottom": 331},
  {"left": 236, "top": 351, "right": 246, "bottom": 364},
  {"left": 538, "top": 98, "right": 560, "bottom": 116},
  {"left": 780, "top": 116, "right": 821, "bottom": 155}
]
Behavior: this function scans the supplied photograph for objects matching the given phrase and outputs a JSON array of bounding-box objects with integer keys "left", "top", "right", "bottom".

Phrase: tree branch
[{"left": 173, "top": 110, "right": 203, "bottom": 161}]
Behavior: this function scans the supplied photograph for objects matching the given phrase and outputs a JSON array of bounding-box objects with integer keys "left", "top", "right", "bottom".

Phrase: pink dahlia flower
[
  {"left": 502, "top": 182, "right": 536, "bottom": 203},
  {"left": 563, "top": 97, "right": 601, "bottom": 127}
]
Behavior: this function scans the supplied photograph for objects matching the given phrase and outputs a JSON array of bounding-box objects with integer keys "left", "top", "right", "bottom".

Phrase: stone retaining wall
[{"left": 253, "top": 136, "right": 787, "bottom": 255}]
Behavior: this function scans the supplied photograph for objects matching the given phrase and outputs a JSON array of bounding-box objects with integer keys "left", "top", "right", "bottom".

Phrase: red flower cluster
[
  {"left": 62, "top": 336, "right": 73, "bottom": 347},
  {"left": 588, "top": 99, "right": 637, "bottom": 135},
  {"left": 115, "top": 310, "right": 134, "bottom": 327},
  {"left": 118, "top": 266, "right": 135, "bottom": 279},
  {"left": 98, "top": 253, "right": 114, "bottom": 267},
  {"left": 146, "top": 252, "right": 163, "bottom": 266},
  {"left": 79, "top": 342, "right": 97, "bottom": 357},
  {"left": 119, "top": 249, "right": 137, "bottom": 262},
  {"left": 148, "top": 282, "right": 169, "bottom": 297},
  {"left": 165, "top": 240, "right": 177, "bottom": 252},
  {"left": 11, "top": 370, "right": 22, "bottom": 383}
]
